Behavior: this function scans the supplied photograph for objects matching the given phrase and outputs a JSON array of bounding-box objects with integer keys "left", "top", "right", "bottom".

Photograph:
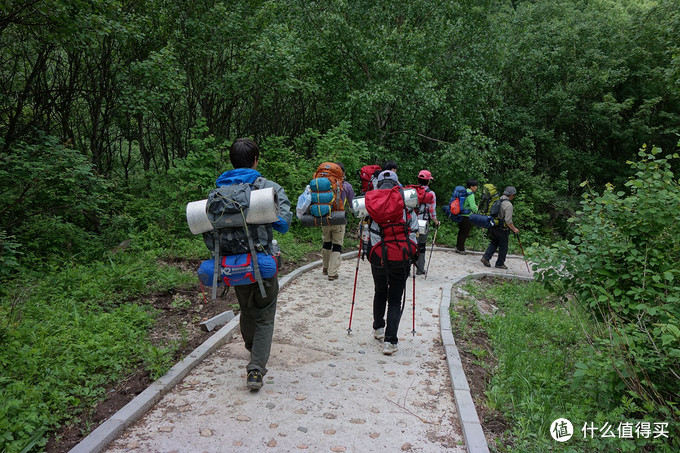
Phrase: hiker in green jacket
[{"left": 455, "top": 179, "right": 479, "bottom": 254}]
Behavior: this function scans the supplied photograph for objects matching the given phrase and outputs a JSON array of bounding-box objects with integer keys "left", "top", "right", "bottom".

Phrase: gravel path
[{"left": 102, "top": 249, "right": 531, "bottom": 453}]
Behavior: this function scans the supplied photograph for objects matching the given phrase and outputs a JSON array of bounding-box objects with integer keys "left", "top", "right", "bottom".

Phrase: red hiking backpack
[
  {"left": 405, "top": 184, "right": 435, "bottom": 205},
  {"left": 365, "top": 185, "right": 418, "bottom": 264},
  {"left": 405, "top": 184, "right": 435, "bottom": 221},
  {"left": 358, "top": 164, "right": 382, "bottom": 194}
]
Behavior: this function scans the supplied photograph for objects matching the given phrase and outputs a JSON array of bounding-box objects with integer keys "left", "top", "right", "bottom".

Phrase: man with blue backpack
[
  {"left": 208, "top": 138, "right": 292, "bottom": 390},
  {"left": 455, "top": 179, "right": 480, "bottom": 255}
]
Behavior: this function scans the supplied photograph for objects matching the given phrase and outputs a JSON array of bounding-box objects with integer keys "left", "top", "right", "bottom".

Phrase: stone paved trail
[{"left": 104, "top": 250, "right": 531, "bottom": 453}]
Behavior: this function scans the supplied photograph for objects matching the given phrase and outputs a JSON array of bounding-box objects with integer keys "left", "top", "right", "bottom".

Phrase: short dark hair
[
  {"left": 335, "top": 161, "right": 346, "bottom": 174},
  {"left": 229, "top": 138, "right": 259, "bottom": 169},
  {"left": 418, "top": 178, "right": 429, "bottom": 186},
  {"left": 383, "top": 160, "right": 398, "bottom": 171},
  {"left": 467, "top": 179, "right": 479, "bottom": 188}
]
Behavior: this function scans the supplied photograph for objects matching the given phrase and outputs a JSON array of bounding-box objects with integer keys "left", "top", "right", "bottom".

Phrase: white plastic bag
[{"left": 296, "top": 185, "right": 312, "bottom": 219}]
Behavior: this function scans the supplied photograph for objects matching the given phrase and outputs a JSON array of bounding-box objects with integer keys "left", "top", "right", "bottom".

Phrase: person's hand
[{"left": 434, "top": 219, "right": 441, "bottom": 227}]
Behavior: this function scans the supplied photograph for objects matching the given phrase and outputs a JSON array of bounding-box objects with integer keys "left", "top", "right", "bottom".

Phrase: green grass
[
  {"left": 0, "top": 251, "right": 196, "bottom": 453},
  {"left": 456, "top": 279, "right": 674, "bottom": 453}
]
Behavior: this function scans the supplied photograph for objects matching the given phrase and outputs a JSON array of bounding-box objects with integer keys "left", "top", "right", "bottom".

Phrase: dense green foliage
[
  {"left": 1, "top": 0, "right": 679, "bottom": 450},
  {"left": 535, "top": 148, "right": 680, "bottom": 434}
]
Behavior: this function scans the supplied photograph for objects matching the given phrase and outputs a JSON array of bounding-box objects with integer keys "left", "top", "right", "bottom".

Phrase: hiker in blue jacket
[{"left": 214, "top": 138, "right": 292, "bottom": 390}]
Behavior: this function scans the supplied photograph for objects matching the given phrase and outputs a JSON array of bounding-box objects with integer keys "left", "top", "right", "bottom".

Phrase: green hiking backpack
[{"left": 478, "top": 184, "right": 500, "bottom": 216}]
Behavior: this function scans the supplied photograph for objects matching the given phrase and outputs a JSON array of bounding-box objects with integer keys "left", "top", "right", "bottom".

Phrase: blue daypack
[{"left": 198, "top": 253, "right": 278, "bottom": 287}]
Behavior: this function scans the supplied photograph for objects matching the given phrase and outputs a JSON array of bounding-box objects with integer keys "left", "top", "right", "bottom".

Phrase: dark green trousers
[{"left": 234, "top": 276, "right": 279, "bottom": 375}]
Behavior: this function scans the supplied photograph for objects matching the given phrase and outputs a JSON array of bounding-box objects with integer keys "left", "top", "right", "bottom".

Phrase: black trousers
[
  {"left": 483, "top": 227, "right": 510, "bottom": 267},
  {"left": 456, "top": 216, "right": 472, "bottom": 251},
  {"left": 371, "top": 262, "right": 409, "bottom": 345}
]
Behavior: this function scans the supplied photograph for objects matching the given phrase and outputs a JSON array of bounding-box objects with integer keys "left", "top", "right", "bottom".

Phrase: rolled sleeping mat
[
  {"left": 299, "top": 210, "right": 347, "bottom": 227},
  {"left": 469, "top": 213, "right": 496, "bottom": 229},
  {"left": 186, "top": 199, "right": 213, "bottom": 234},
  {"left": 245, "top": 187, "right": 279, "bottom": 224},
  {"left": 186, "top": 187, "right": 280, "bottom": 235},
  {"left": 403, "top": 188, "right": 418, "bottom": 209},
  {"left": 351, "top": 196, "right": 367, "bottom": 218}
]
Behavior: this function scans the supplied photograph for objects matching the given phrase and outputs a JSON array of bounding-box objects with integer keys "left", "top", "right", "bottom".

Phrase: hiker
[
  {"left": 214, "top": 138, "right": 292, "bottom": 390},
  {"left": 454, "top": 179, "right": 480, "bottom": 255},
  {"left": 372, "top": 160, "right": 398, "bottom": 190},
  {"left": 413, "top": 170, "right": 440, "bottom": 275},
  {"left": 321, "top": 162, "right": 355, "bottom": 280},
  {"left": 481, "top": 186, "right": 519, "bottom": 270},
  {"left": 365, "top": 170, "right": 419, "bottom": 355}
]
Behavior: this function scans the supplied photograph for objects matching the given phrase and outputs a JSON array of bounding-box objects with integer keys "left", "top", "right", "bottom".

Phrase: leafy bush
[{"left": 534, "top": 146, "right": 680, "bottom": 435}]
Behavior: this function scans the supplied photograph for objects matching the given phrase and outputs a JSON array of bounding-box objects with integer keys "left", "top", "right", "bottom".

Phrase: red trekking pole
[
  {"left": 347, "top": 221, "right": 365, "bottom": 334},
  {"left": 411, "top": 263, "right": 416, "bottom": 336},
  {"left": 515, "top": 232, "right": 530, "bottom": 273}
]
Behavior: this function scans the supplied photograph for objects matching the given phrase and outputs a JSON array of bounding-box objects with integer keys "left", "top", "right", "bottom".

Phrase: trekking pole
[
  {"left": 347, "top": 220, "right": 364, "bottom": 334},
  {"left": 515, "top": 232, "right": 530, "bottom": 273},
  {"left": 411, "top": 262, "right": 416, "bottom": 336},
  {"left": 424, "top": 225, "right": 438, "bottom": 280}
]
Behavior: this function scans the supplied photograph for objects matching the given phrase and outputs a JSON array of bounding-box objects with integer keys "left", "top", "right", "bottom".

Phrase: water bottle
[{"left": 271, "top": 239, "right": 281, "bottom": 267}]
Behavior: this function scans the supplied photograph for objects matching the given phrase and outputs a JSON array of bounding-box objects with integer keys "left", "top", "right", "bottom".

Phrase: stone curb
[
  {"left": 441, "top": 271, "right": 534, "bottom": 453},
  {"left": 69, "top": 251, "right": 357, "bottom": 453}
]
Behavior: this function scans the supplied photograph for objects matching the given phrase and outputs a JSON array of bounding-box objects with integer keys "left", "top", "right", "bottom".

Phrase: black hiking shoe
[
  {"left": 481, "top": 257, "right": 491, "bottom": 267},
  {"left": 495, "top": 264, "right": 508, "bottom": 270},
  {"left": 247, "top": 370, "right": 263, "bottom": 390}
]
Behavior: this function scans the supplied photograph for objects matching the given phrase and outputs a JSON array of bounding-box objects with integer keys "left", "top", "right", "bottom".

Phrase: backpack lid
[{"left": 365, "top": 185, "right": 406, "bottom": 224}]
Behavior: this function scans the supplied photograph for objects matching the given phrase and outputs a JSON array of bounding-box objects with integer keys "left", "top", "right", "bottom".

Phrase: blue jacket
[{"left": 216, "top": 168, "right": 292, "bottom": 233}]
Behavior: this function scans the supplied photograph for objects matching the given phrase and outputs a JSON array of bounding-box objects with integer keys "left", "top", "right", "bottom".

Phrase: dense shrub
[{"left": 534, "top": 146, "right": 680, "bottom": 437}]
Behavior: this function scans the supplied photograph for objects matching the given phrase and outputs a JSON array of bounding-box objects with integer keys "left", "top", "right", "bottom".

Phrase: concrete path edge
[
  {"left": 71, "top": 248, "right": 532, "bottom": 453},
  {"left": 442, "top": 270, "right": 534, "bottom": 453}
]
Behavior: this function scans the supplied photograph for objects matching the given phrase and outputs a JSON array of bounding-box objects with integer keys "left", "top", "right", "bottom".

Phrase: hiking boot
[
  {"left": 373, "top": 328, "right": 385, "bottom": 340},
  {"left": 383, "top": 343, "right": 398, "bottom": 355},
  {"left": 455, "top": 248, "right": 468, "bottom": 255},
  {"left": 328, "top": 275, "right": 338, "bottom": 281},
  {"left": 246, "top": 370, "right": 263, "bottom": 390},
  {"left": 481, "top": 257, "right": 491, "bottom": 267},
  {"left": 495, "top": 264, "right": 508, "bottom": 270},
  {"left": 322, "top": 268, "right": 328, "bottom": 275},
  {"left": 416, "top": 269, "right": 426, "bottom": 276}
]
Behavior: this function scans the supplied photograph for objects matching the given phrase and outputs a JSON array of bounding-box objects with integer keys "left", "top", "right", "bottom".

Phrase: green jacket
[{"left": 463, "top": 188, "right": 478, "bottom": 217}]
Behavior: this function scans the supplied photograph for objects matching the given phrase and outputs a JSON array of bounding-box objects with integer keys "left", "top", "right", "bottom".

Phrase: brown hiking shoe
[{"left": 481, "top": 257, "right": 491, "bottom": 267}]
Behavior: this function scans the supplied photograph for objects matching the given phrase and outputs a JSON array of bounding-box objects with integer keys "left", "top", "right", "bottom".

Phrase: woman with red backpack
[{"left": 364, "top": 169, "right": 419, "bottom": 355}]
